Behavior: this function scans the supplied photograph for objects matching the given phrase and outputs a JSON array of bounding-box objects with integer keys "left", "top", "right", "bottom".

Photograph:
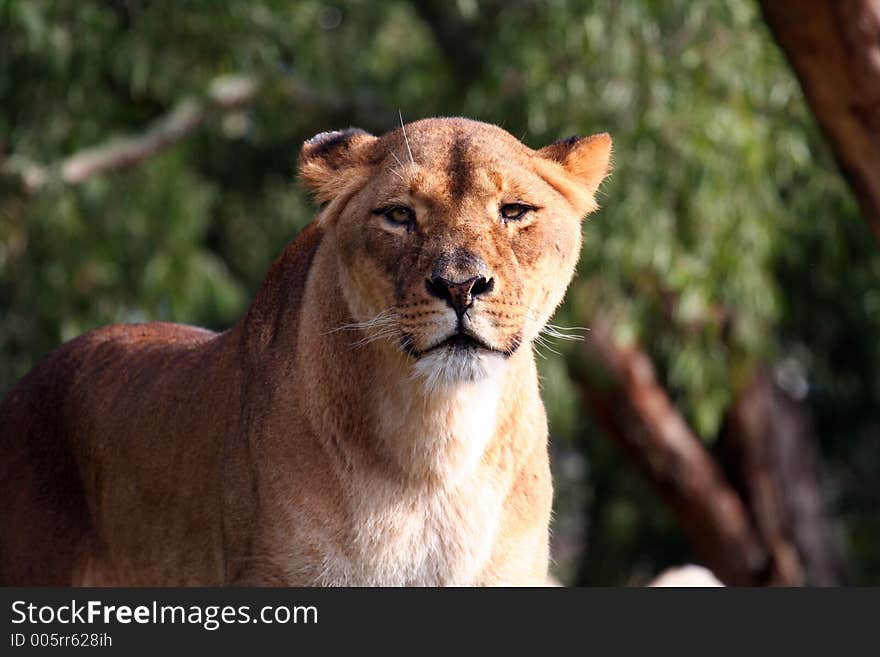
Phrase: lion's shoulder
[{"left": 241, "top": 220, "right": 325, "bottom": 354}]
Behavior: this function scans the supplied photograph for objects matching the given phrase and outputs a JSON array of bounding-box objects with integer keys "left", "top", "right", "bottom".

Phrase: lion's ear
[
  {"left": 537, "top": 132, "right": 612, "bottom": 195},
  {"left": 298, "top": 128, "right": 378, "bottom": 204}
]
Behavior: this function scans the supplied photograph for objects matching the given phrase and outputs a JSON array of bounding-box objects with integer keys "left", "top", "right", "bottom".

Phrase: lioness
[{"left": 0, "top": 118, "right": 611, "bottom": 586}]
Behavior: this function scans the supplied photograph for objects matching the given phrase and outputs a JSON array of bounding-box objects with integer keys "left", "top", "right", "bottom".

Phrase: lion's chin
[{"left": 411, "top": 347, "right": 506, "bottom": 392}]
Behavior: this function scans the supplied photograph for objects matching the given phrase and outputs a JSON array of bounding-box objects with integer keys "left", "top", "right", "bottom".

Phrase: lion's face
[{"left": 299, "top": 118, "right": 611, "bottom": 387}]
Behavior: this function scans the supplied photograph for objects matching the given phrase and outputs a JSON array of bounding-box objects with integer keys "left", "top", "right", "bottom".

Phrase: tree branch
[
  {"left": 760, "top": 0, "right": 880, "bottom": 244},
  {"left": 410, "top": 0, "right": 494, "bottom": 89},
  {"left": 410, "top": 0, "right": 534, "bottom": 92},
  {"left": 2, "top": 76, "right": 258, "bottom": 194},
  {"left": 570, "top": 319, "right": 792, "bottom": 585},
  {"left": 718, "top": 366, "right": 847, "bottom": 585},
  {"left": 1, "top": 73, "right": 392, "bottom": 195}
]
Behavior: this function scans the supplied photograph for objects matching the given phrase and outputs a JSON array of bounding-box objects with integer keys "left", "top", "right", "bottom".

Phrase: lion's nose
[{"left": 425, "top": 275, "right": 494, "bottom": 316}]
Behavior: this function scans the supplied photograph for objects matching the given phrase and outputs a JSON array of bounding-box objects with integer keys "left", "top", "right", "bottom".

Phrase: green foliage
[{"left": 2, "top": 0, "right": 879, "bottom": 583}]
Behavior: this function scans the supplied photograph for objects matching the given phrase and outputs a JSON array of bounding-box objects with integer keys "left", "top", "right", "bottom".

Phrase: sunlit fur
[
  {"left": 412, "top": 349, "right": 506, "bottom": 392},
  {"left": 326, "top": 121, "right": 611, "bottom": 401},
  {"left": 0, "top": 118, "right": 611, "bottom": 586}
]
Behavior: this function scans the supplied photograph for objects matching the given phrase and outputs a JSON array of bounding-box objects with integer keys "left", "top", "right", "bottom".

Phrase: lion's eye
[
  {"left": 378, "top": 205, "right": 415, "bottom": 227},
  {"left": 499, "top": 203, "right": 532, "bottom": 222}
]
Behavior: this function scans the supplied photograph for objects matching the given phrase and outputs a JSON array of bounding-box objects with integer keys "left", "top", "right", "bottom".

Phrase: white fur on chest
[
  {"left": 320, "top": 376, "right": 506, "bottom": 586},
  {"left": 321, "top": 472, "right": 504, "bottom": 586}
]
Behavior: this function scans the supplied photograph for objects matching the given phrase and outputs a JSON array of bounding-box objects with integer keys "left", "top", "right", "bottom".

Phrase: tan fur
[{"left": 0, "top": 118, "right": 611, "bottom": 586}]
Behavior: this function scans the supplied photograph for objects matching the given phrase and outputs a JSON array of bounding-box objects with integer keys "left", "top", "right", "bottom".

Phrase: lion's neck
[
  {"left": 369, "top": 366, "right": 506, "bottom": 481},
  {"left": 295, "top": 239, "right": 527, "bottom": 483}
]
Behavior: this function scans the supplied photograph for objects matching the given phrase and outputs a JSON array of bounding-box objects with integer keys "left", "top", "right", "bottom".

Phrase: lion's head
[{"left": 298, "top": 118, "right": 611, "bottom": 388}]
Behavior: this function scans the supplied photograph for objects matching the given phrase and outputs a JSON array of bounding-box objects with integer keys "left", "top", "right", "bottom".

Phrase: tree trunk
[
  {"left": 718, "top": 367, "right": 847, "bottom": 585},
  {"left": 571, "top": 321, "right": 780, "bottom": 585},
  {"left": 760, "top": 0, "right": 880, "bottom": 243},
  {"left": 571, "top": 320, "right": 842, "bottom": 585}
]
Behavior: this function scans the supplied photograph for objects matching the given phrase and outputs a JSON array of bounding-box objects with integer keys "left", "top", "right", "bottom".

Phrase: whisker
[
  {"left": 541, "top": 323, "right": 589, "bottom": 342},
  {"left": 350, "top": 326, "right": 401, "bottom": 350},
  {"left": 545, "top": 322, "right": 590, "bottom": 333},
  {"left": 324, "top": 307, "right": 405, "bottom": 352},
  {"left": 533, "top": 334, "right": 561, "bottom": 356},
  {"left": 399, "top": 110, "right": 415, "bottom": 164},
  {"left": 518, "top": 305, "right": 591, "bottom": 346},
  {"left": 531, "top": 341, "right": 549, "bottom": 359},
  {"left": 325, "top": 308, "right": 397, "bottom": 334}
]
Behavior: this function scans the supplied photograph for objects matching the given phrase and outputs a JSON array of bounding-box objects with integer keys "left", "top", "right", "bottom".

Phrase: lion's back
[
  {"left": 1, "top": 321, "right": 221, "bottom": 454},
  {"left": 0, "top": 321, "right": 228, "bottom": 584}
]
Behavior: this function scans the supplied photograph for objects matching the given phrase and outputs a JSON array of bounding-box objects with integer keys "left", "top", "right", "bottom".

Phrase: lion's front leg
[{"left": 477, "top": 461, "right": 553, "bottom": 587}]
